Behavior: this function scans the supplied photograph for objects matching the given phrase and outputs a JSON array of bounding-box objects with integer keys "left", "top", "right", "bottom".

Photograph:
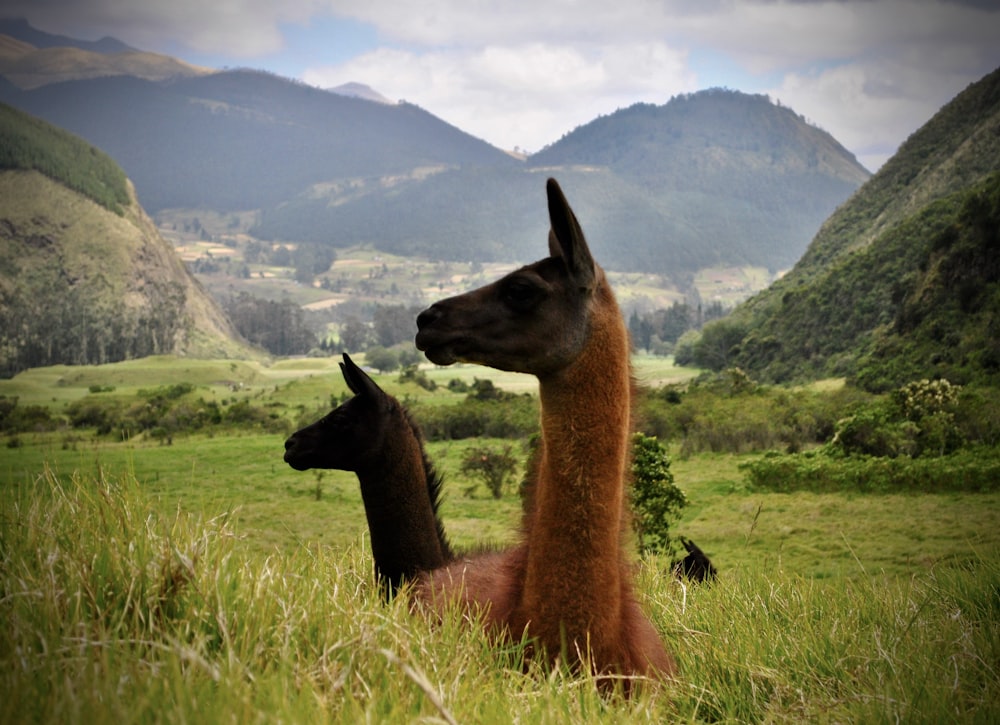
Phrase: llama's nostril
[
  {"left": 284, "top": 437, "right": 295, "bottom": 451},
  {"left": 416, "top": 305, "right": 440, "bottom": 330}
]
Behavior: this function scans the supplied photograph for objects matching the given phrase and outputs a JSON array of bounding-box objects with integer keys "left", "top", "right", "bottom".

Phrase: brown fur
[{"left": 414, "top": 179, "right": 676, "bottom": 692}]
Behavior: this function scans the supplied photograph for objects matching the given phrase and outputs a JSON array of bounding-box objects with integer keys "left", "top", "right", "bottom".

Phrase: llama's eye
[{"left": 501, "top": 279, "right": 541, "bottom": 311}]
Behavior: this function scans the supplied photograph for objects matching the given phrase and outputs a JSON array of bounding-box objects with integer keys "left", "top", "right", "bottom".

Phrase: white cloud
[
  {"left": 3, "top": 0, "right": 324, "bottom": 56},
  {"left": 304, "top": 40, "right": 696, "bottom": 151},
  {"left": 762, "top": 0, "right": 1000, "bottom": 171},
  {"left": 770, "top": 63, "right": 925, "bottom": 171},
  {"left": 7, "top": 0, "right": 1000, "bottom": 165},
  {"left": 333, "top": 0, "right": 680, "bottom": 47},
  {"left": 311, "top": 0, "right": 1000, "bottom": 160}
]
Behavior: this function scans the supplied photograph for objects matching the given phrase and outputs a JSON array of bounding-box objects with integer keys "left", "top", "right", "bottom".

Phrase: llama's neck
[
  {"left": 356, "top": 423, "right": 449, "bottom": 580},
  {"left": 355, "top": 425, "right": 427, "bottom": 500},
  {"left": 523, "top": 286, "right": 631, "bottom": 620}
]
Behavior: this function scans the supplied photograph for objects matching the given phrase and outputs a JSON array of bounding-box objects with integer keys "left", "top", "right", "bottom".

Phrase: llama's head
[
  {"left": 415, "top": 178, "right": 606, "bottom": 377},
  {"left": 283, "top": 353, "right": 404, "bottom": 472}
]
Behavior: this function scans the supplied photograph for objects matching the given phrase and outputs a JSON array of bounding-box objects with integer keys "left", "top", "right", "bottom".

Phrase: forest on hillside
[
  {"left": 0, "top": 102, "right": 128, "bottom": 213},
  {"left": 0, "top": 102, "right": 245, "bottom": 377},
  {"left": 0, "top": 271, "right": 187, "bottom": 377},
  {"left": 687, "top": 172, "right": 1000, "bottom": 391}
]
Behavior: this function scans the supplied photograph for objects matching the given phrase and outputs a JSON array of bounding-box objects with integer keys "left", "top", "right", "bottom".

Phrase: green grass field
[{"left": 2, "top": 356, "right": 999, "bottom": 721}]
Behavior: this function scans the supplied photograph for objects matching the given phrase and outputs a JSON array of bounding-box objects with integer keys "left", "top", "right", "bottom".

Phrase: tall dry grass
[{"left": 2, "top": 466, "right": 997, "bottom": 722}]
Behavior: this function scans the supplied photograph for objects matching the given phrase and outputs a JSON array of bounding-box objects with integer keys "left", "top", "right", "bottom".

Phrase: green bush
[
  {"left": 828, "top": 379, "right": 964, "bottom": 458},
  {"left": 629, "top": 433, "right": 688, "bottom": 555},
  {"left": 66, "top": 397, "right": 124, "bottom": 435},
  {"left": 413, "top": 396, "right": 538, "bottom": 441},
  {"left": 954, "top": 386, "right": 1000, "bottom": 446},
  {"left": 63, "top": 384, "right": 290, "bottom": 438},
  {"left": 742, "top": 447, "right": 1000, "bottom": 494},
  {"left": 364, "top": 346, "right": 399, "bottom": 373},
  {"left": 639, "top": 372, "right": 865, "bottom": 455},
  {"left": 397, "top": 364, "right": 436, "bottom": 391},
  {"left": 460, "top": 444, "right": 519, "bottom": 499},
  {"left": 0, "top": 396, "right": 57, "bottom": 433},
  {"left": 827, "top": 404, "right": 918, "bottom": 458},
  {"left": 743, "top": 378, "right": 997, "bottom": 494}
]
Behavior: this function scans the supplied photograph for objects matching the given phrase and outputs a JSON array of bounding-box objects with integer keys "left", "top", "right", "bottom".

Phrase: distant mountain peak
[
  {"left": 0, "top": 17, "right": 136, "bottom": 54},
  {"left": 327, "top": 82, "right": 395, "bottom": 105}
]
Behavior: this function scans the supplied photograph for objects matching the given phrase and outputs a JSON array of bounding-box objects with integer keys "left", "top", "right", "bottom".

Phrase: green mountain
[
  {"left": 0, "top": 100, "right": 129, "bottom": 213},
  {"left": 0, "top": 69, "right": 519, "bottom": 212},
  {"left": 724, "top": 67, "right": 1000, "bottom": 390},
  {"left": 250, "top": 89, "right": 868, "bottom": 279},
  {"left": 531, "top": 90, "right": 869, "bottom": 269},
  {"left": 0, "top": 103, "right": 251, "bottom": 378}
]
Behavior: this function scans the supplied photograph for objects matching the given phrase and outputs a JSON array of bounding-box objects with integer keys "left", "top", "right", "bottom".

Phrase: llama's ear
[
  {"left": 546, "top": 178, "right": 596, "bottom": 289},
  {"left": 340, "top": 353, "right": 382, "bottom": 399}
]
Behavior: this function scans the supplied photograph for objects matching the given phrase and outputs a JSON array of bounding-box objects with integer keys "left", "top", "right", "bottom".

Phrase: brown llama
[
  {"left": 414, "top": 178, "right": 676, "bottom": 691},
  {"left": 283, "top": 353, "right": 454, "bottom": 598}
]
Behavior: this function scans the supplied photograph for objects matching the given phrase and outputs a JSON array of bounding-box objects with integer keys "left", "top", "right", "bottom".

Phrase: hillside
[
  {"left": 251, "top": 90, "right": 868, "bottom": 279},
  {"left": 725, "top": 66, "right": 1000, "bottom": 389},
  {"left": 536, "top": 90, "right": 869, "bottom": 272},
  {"left": 0, "top": 105, "right": 252, "bottom": 377},
  {"left": 0, "top": 45, "right": 210, "bottom": 90},
  {"left": 0, "top": 68, "right": 518, "bottom": 212},
  {"left": 0, "top": 101, "right": 129, "bottom": 213}
]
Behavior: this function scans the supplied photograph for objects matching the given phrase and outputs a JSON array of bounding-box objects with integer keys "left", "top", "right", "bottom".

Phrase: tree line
[
  {"left": 1, "top": 275, "right": 185, "bottom": 378},
  {"left": 628, "top": 300, "right": 728, "bottom": 356},
  {"left": 222, "top": 292, "right": 317, "bottom": 356}
]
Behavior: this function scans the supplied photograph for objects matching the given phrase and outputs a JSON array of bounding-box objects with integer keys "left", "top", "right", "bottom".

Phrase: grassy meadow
[{"left": 2, "top": 355, "right": 999, "bottom": 722}]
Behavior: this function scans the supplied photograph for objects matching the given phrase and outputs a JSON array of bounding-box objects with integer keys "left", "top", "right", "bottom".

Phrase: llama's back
[
  {"left": 415, "top": 545, "right": 675, "bottom": 686},
  {"left": 413, "top": 545, "right": 528, "bottom": 630}
]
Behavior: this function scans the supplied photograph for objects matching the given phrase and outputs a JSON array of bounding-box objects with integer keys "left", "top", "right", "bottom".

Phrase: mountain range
[{"left": 0, "top": 19, "right": 868, "bottom": 282}]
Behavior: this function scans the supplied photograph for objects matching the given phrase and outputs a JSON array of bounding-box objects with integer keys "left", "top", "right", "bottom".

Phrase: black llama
[{"left": 283, "top": 353, "right": 454, "bottom": 597}]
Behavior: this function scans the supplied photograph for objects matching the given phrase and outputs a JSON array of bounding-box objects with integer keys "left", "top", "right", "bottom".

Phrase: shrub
[
  {"left": 640, "top": 376, "right": 849, "bottom": 456},
  {"left": 398, "top": 364, "right": 436, "bottom": 391},
  {"left": 828, "top": 378, "right": 964, "bottom": 458},
  {"left": 827, "top": 404, "right": 917, "bottom": 458},
  {"left": 224, "top": 400, "right": 290, "bottom": 433},
  {"left": 954, "top": 386, "right": 1000, "bottom": 446},
  {"left": 66, "top": 398, "right": 123, "bottom": 435},
  {"left": 742, "top": 448, "right": 1000, "bottom": 494},
  {"left": 466, "top": 378, "right": 518, "bottom": 402},
  {"left": 0, "top": 396, "right": 57, "bottom": 433},
  {"left": 365, "top": 346, "right": 399, "bottom": 373},
  {"left": 629, "top": 433, "right": 688, "bottom": 555},
  {"left": 446, "top": 378, "right": 470, "bottom": 393},
  {"left": 460, "top": 444, "right": 519, "bottom": 499},
  {"left": 413, "top": 397, "right": 538, "bottom": 441}
]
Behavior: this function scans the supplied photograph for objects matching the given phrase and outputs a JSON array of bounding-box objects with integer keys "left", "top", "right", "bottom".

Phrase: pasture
[{"left": 1, "top": 355, "right": 998, "bottom": 721}]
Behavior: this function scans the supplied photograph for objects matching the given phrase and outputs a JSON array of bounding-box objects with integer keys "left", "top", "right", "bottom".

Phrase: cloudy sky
[{"left": 7, "top": 0, "right": 1000, "bottom": 171}]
